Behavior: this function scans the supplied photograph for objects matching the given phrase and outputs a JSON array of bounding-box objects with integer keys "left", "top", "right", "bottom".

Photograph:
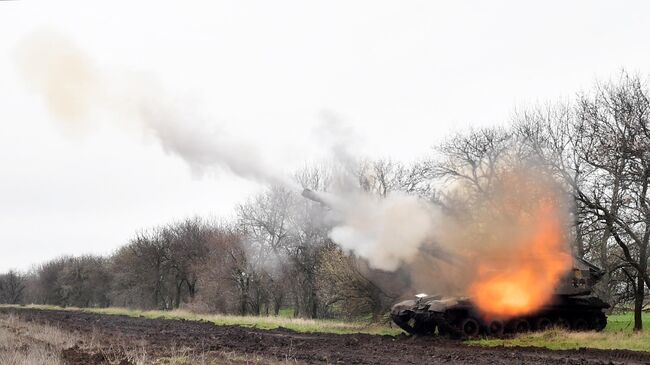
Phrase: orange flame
[{"left": 468, "top": 199, "right": 572, "bottom": 318}]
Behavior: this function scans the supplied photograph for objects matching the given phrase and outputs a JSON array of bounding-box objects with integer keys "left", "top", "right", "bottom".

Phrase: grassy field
[
  {"left": 468, "top": 312, "right": 650, "bottom": 352},
  {"left": 2, "top": 304, "right": 649, "bottom": 352}
]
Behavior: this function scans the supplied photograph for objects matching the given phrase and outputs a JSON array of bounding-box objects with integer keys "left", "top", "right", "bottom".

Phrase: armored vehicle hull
[
  {"left": 391, "top": 257, "right": 610, "bottom": 337},
  {"left": 391, "top": 294, "right": 608, "bottom": 337}
]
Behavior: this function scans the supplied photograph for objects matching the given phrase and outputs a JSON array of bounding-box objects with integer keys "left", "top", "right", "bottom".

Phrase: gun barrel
[{"left": 301, "top": 188, "right": 325, "bottom": 205}]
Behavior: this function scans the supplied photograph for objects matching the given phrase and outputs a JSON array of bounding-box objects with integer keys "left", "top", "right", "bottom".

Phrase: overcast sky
[{"left": 1, "top": 0, "right": 649, "bottom": 272}]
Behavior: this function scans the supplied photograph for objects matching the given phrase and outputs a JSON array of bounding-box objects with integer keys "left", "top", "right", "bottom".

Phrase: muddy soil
[{"left": 2, "top": 307, "right": 649, "bottom": 365}]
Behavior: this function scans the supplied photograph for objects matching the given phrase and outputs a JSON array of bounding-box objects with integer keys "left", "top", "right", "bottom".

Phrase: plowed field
[{"left": 2, "top": 307, "right": 648, "bottom": 365}]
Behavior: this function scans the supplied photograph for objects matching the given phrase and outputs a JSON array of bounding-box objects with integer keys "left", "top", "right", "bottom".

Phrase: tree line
[{"left": 1, "top": 73, "right": 649, "bottom": 329}]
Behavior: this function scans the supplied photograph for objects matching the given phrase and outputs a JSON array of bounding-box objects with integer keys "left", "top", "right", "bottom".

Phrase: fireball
[{"left": 468, "top": 199, "right": 572, "bottom": 317}]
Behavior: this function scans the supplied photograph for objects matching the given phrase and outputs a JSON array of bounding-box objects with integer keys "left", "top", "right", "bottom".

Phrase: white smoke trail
[
  {"left": 16, "top": 31, "right": 572, "bottom": 305},
  {"left": 16, "top": 30, "right": 296, "bottom": 189},
  {"left": 17, "top": 29, "right": 438, "bottom": 272}
]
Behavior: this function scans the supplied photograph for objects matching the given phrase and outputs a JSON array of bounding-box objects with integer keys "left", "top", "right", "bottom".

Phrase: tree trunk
[
  {"left": 598, "top": 230, "right": 613, "bottom": 312},
  {"left": 240, "top": 294, "right": 248, "bottom": 315},
  {"left": 634, "top": 274, "right": 644, "bottom": 331},
  {"left": 310, "top": 290, "right": 318, "bottom": 319},
  {"left": 175, "top": 281, "right": 182, "bottom": 309},
  {"left": 574, "top": 217, "right": 585, "bottom": 258},
  {"left": 187, "top": 281, "right": 196, "bottom": 299},
  {"left": 240, "top": 277, "right": 249, "bottom": 315},
  {"left": 273, "top": 300, "right": 280, "bottom": 315},
  {"left": 153, "top": 287, "right": 160, "bottom": 309}
]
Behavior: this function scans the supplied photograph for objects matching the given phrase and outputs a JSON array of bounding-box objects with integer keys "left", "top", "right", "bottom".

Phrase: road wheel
[
  {"left": 459, "top": 317, "right": 480, "bottom": 338},
  {"left": 571, "top": 318, "right": 589, "bottom": 331},
  {"left": 412, "top": 321, "right": 436, "bottom": 336},
  {"left": 554, "top": 317, "right": 570, "bottom": 330},
  {"left": 534, "top": 317, "right": 552, "bottom": 331},
  {"left": 508, "top": 319, "right": 530, "bottom": 333},
  {"left": 487, "top": 319, "right": 505, "bottom": 337},
  {"left": 437, "top": 325, "right": 447, "bottom": 336},
  {"left": 392, "top": 311, "right": 417, "bottom": 335},
  {"left": 591, "top": 313, "right": 607, "bottom": 332}
]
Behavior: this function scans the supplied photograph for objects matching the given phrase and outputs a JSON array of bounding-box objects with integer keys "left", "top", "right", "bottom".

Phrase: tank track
[{"left": 391, "top": 295, "right": 609, "bottom": 338}]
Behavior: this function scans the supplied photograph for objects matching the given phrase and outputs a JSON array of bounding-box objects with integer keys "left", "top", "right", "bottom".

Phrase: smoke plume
[
  {"left": 309, "top": 117, "right": 441, "bottom": 272},
  {"left": 311, "top": 152, "right": 574, "bottom": 317},
  {"left": 16, "top": 31, "right": 100, "bottom": 131},
  {"left": 326, "top": 192, "right": 438, "bottom": 271},
  {"left": 16, "top": 30, "right": 295, "bottom": 188},
  {"left": 18, "top": 31, "right": 574, "bottom": 317}
]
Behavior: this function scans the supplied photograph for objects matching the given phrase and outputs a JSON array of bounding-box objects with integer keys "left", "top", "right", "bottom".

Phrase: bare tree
[
  {"left": 427, "top": 128, "right": 514, "bottom": 196},
  {"left": 163, "top": 218, "right": 210, "bottom": 308},
  {"left": 237, "top": 185, "right": 295, "bottom": 315},
  {"left": 0, "top": 270, "right": 25, "bottom": 304},
  {"left": 191, "top": 224, "right": 247, "bottom": 313},
  {"left": 571, "top": 75, "right": 650, "bottom": 330},
  {"left": 317, "top": 246, "right": 395, "bottom": 319},
  {"left": 111, "top": 230, "right": 172, "bottom": 309},
  {"left": 515, "top": 73, "right": 650, "bottom": 330},
  {"left": 357, "top": 159, "right": 434, "bottom": 198},
  {"left": 288, "top": 166, "right": 333, "bottom": 318},
  {"left": 514, "top": 102, "right": 621, "bottom": 306},
  {"left": 58, "top": 256, "right": 111, "bottom": 307},
  {"left": 33, "top": 257, "right": 69, "bottom": 305}
]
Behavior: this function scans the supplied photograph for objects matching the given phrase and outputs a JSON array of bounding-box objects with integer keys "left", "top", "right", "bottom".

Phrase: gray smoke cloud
[
  {"left": 311, "top": 116, "right": 574, "bottom": 313},
  {"left": 16, "top": 30, "right": 297, "bottom": 189},
  {"left": 311, "top": 119, "right": 441, "bottom": 271},
  {"left": 16, "top": 31, "right": 574, "bottom": 314},
  {"left": 17, "top": 30, "right": 442, "bottom": 273},
  {"left": 327, "top": 192, "right": 439, "bottom": 271}
]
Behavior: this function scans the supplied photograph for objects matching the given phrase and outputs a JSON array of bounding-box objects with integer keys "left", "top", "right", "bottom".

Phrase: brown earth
[{"left": 2, "top": 307, "right": 649, "bottom": 365}]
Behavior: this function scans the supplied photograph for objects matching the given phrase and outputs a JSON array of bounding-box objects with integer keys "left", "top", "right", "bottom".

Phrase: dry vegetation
[
  {"left": 0, "top": 312, "right": 75, "bottom": 365},
  {"left": 0, "top": 311, "right": 303, "bottom": 365}
]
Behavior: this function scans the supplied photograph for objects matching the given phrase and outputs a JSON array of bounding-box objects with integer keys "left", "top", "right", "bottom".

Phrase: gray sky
[{"left": 1, "top": 0, "right": 649, "bottom": 272}]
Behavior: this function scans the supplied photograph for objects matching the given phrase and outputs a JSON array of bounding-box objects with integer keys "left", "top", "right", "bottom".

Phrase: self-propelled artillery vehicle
[
  {"left": 300, "top": 188, "right": 609, "bottom": 338},
  {"left": 390, "top": 258, "right": 609, "bottom": 337}
]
